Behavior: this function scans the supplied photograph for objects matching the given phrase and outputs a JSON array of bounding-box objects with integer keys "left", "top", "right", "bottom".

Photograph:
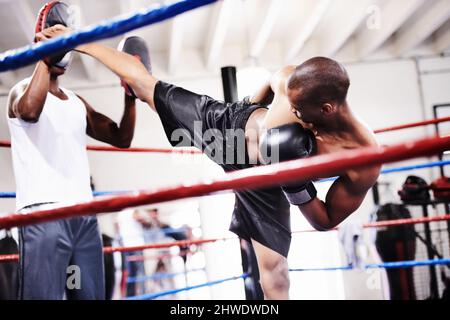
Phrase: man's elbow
[
  {"left": 113, "top": 137, "right": 132, "bottom": 149},
  {"left": 113, "top": 141, "right": 131, "bottom": 149},
  {"left": 18, "top": 110, "right": 40, "bottom": 123}
]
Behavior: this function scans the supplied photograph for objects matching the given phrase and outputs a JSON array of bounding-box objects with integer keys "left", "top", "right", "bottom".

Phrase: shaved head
[{"left": 287, "top": 57, "right": 350, "bottom": 108}]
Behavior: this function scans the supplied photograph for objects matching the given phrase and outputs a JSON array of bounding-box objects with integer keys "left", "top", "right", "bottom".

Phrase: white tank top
[{"left": 7, "top": 79, "right": 93, "bottom": 211}]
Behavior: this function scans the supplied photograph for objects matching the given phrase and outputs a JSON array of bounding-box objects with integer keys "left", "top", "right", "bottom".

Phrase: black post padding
[
  {"left": 372, "top": 182, "right": 380, "bottom": 206},
  {"left": 221, "top": 66, "right": 238, "bottom": 103}
]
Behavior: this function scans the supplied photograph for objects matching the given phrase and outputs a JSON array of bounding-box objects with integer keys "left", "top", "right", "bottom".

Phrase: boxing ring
[{"left": 0, "top": 0, "right": 450, "bottom": 300}]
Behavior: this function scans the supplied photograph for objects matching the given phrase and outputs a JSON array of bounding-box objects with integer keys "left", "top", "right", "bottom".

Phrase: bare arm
[
  {"left": 297, "top": 169, "right": 380, "bottom": 231},
  {"left": 249, "top": 81, "right": 274, "bottom": 106},
  {"left": 41, "top": 25, "right": 158, "bottom": 108},
  {"left": 8, "top": 61, "right": 50, "bottom": 122},
  {"left": 249, "top": 66, "right": 297, "bottom": 106},
  {"left": 79, "top": 94, "right": 136, "bottom": 148}
]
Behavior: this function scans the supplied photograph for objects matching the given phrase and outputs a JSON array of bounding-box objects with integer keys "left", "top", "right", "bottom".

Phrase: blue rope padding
[
  {"left": 0, "top": 192, "right": 15, "bottom": 198},
  {"left": 125, "top": 259, "right": 449, "bottom": 299},
  {"left": 126, "top": 273, "right": 248, "bottom": 300},
  {"left": 317, "top": 159, "right": 450, "bottom": 183},
  {"left": 0, "top": 0, "right": 218, "bottom": 72},
  {"left": 0, "top": 190, "right": 130, "bottom": 198},
  {"left": 289, "top": 266, "right": 353, "bottom": 272},
  {"left": 379, "top": 160, "right": 450, "bottom": 174},
  {"left": 127, "top": 257, "right": 450, "bottom": 299},
  {"left": 92, "top": 191, "right": 129, "bottom": 197},
  {"left": 127, "top": 267, "right": 205, "bottom": 283},
  {"left": 289, "top": 258, "right": 450, "bottom": 272},
  {"left": 365, "top": 258, "right": 450, "bottom": 269}
]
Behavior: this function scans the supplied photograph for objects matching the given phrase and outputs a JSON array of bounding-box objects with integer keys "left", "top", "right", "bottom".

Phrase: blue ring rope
[
  {"left": 0, "top": 190, "right": 129, "bottom": 198},
  {"left": 2, "top": 160, "right": 448, "bottom": 199},
  {"left": 0, "top": 0, "right": 218, "bottom": 72},
  {"left": 126, "top": 273, "right": 248, "bottom": 300},
  {"left": 289, "top": 266, "right": 353, "bottom": 272},
  {"left": 126, "top": 258, "right": 450, "bottom": 300},
  {"left": 317, "top": 159, "right": 450, "bottom": 183},
  {"left": 366, "top": 258, "right": 450, "bottom": 269},
  {"left": 289, "top": 258, "right": 450, "bottom": 272}
]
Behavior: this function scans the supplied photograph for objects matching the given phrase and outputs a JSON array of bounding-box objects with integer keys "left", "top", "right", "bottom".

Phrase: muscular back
[{"left": 263, "top": 66, "right": 298, "bottom": 129}]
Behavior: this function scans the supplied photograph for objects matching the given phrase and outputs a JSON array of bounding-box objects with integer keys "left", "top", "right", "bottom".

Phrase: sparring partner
[
  {"left": 5, "top": 2, "right": 148, "bottom": 299},
  {"left": 41, "top": 25, "right": 380, "bottom": 299}
]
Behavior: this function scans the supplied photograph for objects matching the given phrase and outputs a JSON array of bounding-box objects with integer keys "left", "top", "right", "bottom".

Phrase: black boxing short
[{"left": 154, "top": 81, "right": 291, "bottom": 257}]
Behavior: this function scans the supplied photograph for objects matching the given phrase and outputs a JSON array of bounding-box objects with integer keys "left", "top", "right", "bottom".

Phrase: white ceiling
[{"left": 0, "top": 0, "right": 449, "bottom": 88}]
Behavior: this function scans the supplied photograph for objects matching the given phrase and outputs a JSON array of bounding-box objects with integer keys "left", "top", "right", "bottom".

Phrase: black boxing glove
[{"left": 259, "top": 123, "right": 317, "bottom": 205}]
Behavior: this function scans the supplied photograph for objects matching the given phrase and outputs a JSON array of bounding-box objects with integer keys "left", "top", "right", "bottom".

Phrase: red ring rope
[
  {"left": 363, "top": 214, "right": 450, "bottom": 228},
  {"left": 0, "top": 140, "right": 201, "bottom": 154},
  {"left": 374, "top": 116, "right": 450, "bottom": 134},
  {"left": 0, "top": 237, "right": 230, "bottom": 263},
  {"left": 0, "top": 254, "right": 19, "bottom": 263},
  {"left": 292, "top": 214, "right": 450, "bottom": 233},
  {"left": 86, "top": 145, "right": 201, "bottom": 154},
  {"left": 2, "top": 214, "right": 449, "bottom": 263},
  {"left": 0, "top": 117, "right": 448, "bottom": 154},
  {"left": 0, "top": 135, "right": 448, "bottom": 230},
  {"left": 102, "top": 237, "right": 232, "bottom": 254}
]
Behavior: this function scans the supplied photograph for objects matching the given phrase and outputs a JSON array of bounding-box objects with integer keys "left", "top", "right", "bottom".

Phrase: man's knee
[{"left": 259, "top": 258, "right": 290, "bottom": 292}]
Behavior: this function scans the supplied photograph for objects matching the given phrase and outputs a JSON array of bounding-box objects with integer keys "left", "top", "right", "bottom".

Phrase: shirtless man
[
  {"left": 41, "top": 25, "right": 380, "bottom": 300},
  {"left": 253, "top": 61, "right": 381, "bottom": 232}
]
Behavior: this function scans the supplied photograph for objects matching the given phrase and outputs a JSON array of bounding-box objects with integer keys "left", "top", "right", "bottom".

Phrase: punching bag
[
  {"left": 0, "top": 232, "right": 19, "bottom": 300},
  {"left": 375, "top": 203, "right": 417, "bottom": 300}
]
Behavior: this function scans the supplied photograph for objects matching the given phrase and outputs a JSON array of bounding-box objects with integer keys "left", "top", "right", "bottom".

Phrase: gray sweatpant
[{"left": 18, "top": 203, "right": 105, "bottom": 300}]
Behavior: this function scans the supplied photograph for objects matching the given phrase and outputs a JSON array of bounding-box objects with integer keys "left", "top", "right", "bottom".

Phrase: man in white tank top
[{"left": 6, "top": 2, "right": 137, "bottom": 300}]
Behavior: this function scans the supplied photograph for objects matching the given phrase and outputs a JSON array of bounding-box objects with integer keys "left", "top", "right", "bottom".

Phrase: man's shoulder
[
  {"left": 270, "top": 65, "right": 295, "bottom": 92},
  {"left": 275, "top": 65, "right": 295, "bottom": 79},
  {"left": 11, "top": 77, "right": 31, "bottom": 90},
  {"left": 6, "top": 78, "right": 31, "bottom": 118},
  {"left": 8, "top": 78, "right": 30, "bottom": 97}
]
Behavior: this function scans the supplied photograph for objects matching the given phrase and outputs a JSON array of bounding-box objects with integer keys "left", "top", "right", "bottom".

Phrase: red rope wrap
[
  {"left": 102, "top": 237, "right": 227, "bottom": 254},
  {"left": 0, "top": 140, "right": 201, "bottom": 154},
  {"left": 0, "top": 254, "right": 19, "bottom": 263},
  {"left": 363, "top": 214, "right": 450, "bottom": 228},
  {"left": 374, "top": 116, "right": 450, "bottom": 134},
  {"left": 2, "top": 215, "right": 450, "bottom": 263},
  {"left": 0, "top": 135, "right": 448, "bottom": 230},
  {"left": 0, "top": 117, "right": 449, "bottom": 153}
]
